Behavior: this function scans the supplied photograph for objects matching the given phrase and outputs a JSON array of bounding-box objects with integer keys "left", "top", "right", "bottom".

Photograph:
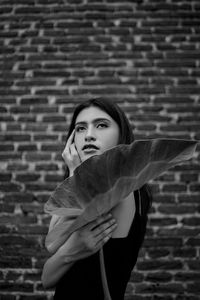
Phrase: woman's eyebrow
[{"left": 75, "top": 118, "right": 111, "bottom": 126}]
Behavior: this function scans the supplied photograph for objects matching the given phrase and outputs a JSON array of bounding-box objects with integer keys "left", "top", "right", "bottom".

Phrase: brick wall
[{"left": 0, "top": 0, "right": 200, "bottom": 299}]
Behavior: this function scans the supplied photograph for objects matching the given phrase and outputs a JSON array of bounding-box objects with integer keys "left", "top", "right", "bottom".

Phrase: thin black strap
[{"left": 134, "top": 189, "right": 142, "bottom": 216}]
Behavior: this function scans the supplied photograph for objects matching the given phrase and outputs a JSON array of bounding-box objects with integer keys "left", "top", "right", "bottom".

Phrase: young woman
[{"left": 42, "top": 98, "right": 152, "bottom": 300}]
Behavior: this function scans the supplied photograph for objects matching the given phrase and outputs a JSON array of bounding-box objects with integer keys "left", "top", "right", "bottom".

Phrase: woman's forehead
[{"left": 75, "top": 106, "right": 113, "bottom": 123}]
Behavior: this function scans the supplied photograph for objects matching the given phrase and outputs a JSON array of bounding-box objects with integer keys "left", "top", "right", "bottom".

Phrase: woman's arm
[
  {"left": 42, "top": 214, "right": 117, "bottom": 289},
  {"left": 42, "top": 243, "right": 74, "bottom": 289}
]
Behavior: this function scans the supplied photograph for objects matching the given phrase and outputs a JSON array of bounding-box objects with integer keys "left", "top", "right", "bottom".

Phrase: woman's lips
[{"left": 83, "top": 148, "right": 98, "bottom": 154}]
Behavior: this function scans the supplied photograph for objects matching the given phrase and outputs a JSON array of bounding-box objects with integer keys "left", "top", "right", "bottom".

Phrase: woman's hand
[
  {"left": 62, "top": 129, "right": 82, "bottom": 176},
  {"left": 59, "top": 214, "right": 117, "bottom": 263}
]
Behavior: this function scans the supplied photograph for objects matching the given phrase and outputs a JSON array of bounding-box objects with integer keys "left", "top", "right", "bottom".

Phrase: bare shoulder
[{"left": 110, "top": 192, "right": 135, "bottom": 238}]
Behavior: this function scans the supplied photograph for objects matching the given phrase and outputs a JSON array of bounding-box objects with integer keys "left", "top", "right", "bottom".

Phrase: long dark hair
[{"left": 64, "top": 97, "right": 152, "bottom": 215}]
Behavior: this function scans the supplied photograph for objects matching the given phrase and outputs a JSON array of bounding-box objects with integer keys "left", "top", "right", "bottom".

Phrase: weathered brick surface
[{"left": 0, "top": 0, "right": 200, "bottom": 299}]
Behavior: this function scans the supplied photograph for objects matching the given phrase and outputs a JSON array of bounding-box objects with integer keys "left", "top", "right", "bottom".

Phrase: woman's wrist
[
  {"left": 69, "top": 170, "right": 74, "bottom": 177},
  {"left": 58, "top": 244, "right": 75, "bottom": 264}
]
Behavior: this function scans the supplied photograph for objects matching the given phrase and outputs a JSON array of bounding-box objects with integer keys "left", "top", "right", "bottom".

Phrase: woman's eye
[
  {"left": 97, "top": 123, "right": 108, "bottom": 128},
  {"left": 75, "top": 126, "right": 85, "bottom": 132}
]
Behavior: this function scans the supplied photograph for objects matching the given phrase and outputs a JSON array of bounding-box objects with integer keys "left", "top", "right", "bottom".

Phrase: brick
[
  {"left": 187, "top": 260, "right": 200, "bottom": 270},
  {"left": 25, "top": 153, "right": 51, "bottom": 162},
  {"left": 157, "top": 227, "right": 199, "bottom": 237},
  {"left": 9, "top": 106, "right": 30, "bottom": 114},
  {"left": 35, "top": 164, "right": 58, "bottom": 171},
  {"left": 23, "top": 271, "right": 42, "bottom": 282},
  {"left": 7, "top": 163, "right": 29, "bottom": 171},
  {"left": 0, "top": 115, "right": 14, "bottom": 122},
  {"left": 149, "top": 217, "right": 177, "bottom": 227},
  {"left": 131, "top": 114, "right": 172, "bottom": 123},
  {"left": 135, "top": 283, "right": 184, "bottom": 294},
  {"left": 6, "top": 124, "right": 22, "bottom": 131},
  {"left": 24, "top": 125, "right": 49, "bottom": 132},
  {"left": 0, "top": 204, "right": 14, "bottom": 213},
  {"left": 31, "top": 38, "right": 51, "bottom": 45},
  {"left": 15, "top": 173, "right": 41, "bottom": 182},
  {"left": 186, "top": 238, "right": 200, "bottom": 247},
  {"left": 0, "top": 215, "right": 37, "bottom": 225},
  {"left": 0, "top": 224, "right": 14, "bottom": 233},
  {"left": 0, "top": 282, "right": 33, "bottom": 292},
  {"left": 33, "top": 70, "right": 70, "bottom": 77},
  {"left": 25, "top": 183, "right": 56, "bottom": 192},
  {"left": 130, "top": 271, "right": 144, "bottom": 283},
  {"left": 0, "top": 295, "right": 16, "bottom": 300},
  {"left": 0, "top": 256, "right": 32, "bottom": 268},
  {"left": 19, "top": 294, "right": 48, "bottom": 300},
  {"left": 145, "top": 272, "right": 172, "bottom": 282},
  {"left": 158, "top": 205, "right": 197, "bottom": 215},
  {"left": 31, "top": 106, "right": 58, "bottom": 114},
  {"left": 17, "top": 224, "right": 47, "bottom": 235},
  {"left": 162, "top": 184, "right": 187, "bottom": 193},
  {"left": 0, "top": 183, "right": 22, "bottom": 192},
  {"left": 33, "top": 134, "right": 58, "bottom": 141},
  {"left": 20, "top": 98, "right": 48, "bottom": 105},
  {"left": 178, "top": 115, "right": 200, "bottom": 122},
  {"left": 167, "top": 106, "right": 200, "bottom": 114},
  {"left": 14, "top": 6, "right": 49, "bottom": 15},
  {"left": 189, "top": 184, "right": 200, "bottom": 192},
  {"left": 5, "top": 271, "right": 22, "bottom": 281},
  {"left": 16, "top": 79, "right": 56, "bottom": 87},
  {"left": 35, "top": 89, "right": 70, "bottom": 96},
  {"left": 182, "top": 217, "right": 200, "bottom": 226},
  {"left": 152, "top": 195, "right": 175, "bottom": 204},
  {"left": 154, "top": 96, "right": 194, "bottom": 104},
  {"left": 0, "top": 134, "right": 31, "bottom": 142},
  {"left": 176, "top": 296, "right": 200, "bottom": 300},
  {"left": 2, "top": 193, "right": 36, "bottom": 203},
  {"left": 187, "top": 283, "right": 200, "bottom": 293},
  {"left": 175, "top": 272, "right": 200, "bottom": 282},
  {"left": 18, "top": 144, "right": 38, "bottom": 151},
  {"left": 146, "top": 248, "right": 170, "bottom": 259},
  {"left": 144, "top": 238, "right": 182, "bottom": 248},
  {"left": 160, "top": 124, "right": 200, "bottom": 132},
  {"left": 18, "top": 115, "right": 40, "bottom": 122},
  {"left": 0, "top": 173, "right": 12, "bottom": 181},
  {"left": 180, "top": 173, "right": 198, "bottom": 183},
  {"left": 42, "top": 115, "right": 67, "bottom": 123},
  {"left": 173, "top": 248, "right": 196, "bottom": 258}
]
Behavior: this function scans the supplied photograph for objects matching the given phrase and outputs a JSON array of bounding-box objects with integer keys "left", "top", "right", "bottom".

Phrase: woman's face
[{"left": 74, "top": 106, "right": 120, "bottom": 162}]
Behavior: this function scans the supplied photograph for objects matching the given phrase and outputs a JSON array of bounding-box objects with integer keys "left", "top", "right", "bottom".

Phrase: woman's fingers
[
  {"left": 65, "top": 129, "right": 75, "bottom": 155},
  {"left": 88, "top": 214, "right": 117, "bottom": 248},
  {"left": 94, "top": 218, "right": 117, "bottom": 238},
  {"left": 95, "top": 222, "right": 117, "bottom": 248},
  {"left": 70, "top": 143, "right": 80, "bottom": 160},
  {"left": 87, "top": 214, "right": 113, "bottom": 231},
  {"left": 62, "top": 130, "right": 82, "bottom": 174}
]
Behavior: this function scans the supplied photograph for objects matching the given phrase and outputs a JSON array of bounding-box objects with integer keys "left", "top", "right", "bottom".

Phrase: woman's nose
[{"left": 85, "top": 126, "right": 96, "bottom": 141}]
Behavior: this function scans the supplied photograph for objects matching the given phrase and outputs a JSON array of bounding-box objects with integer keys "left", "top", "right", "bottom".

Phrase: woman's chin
[{"left": 81, "top": 151, "right": 100, "bottom": 162}]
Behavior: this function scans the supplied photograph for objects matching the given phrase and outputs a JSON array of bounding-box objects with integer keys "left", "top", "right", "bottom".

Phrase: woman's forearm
[{"left": 42, "top": 246, "right": 74, "bottom": 289}]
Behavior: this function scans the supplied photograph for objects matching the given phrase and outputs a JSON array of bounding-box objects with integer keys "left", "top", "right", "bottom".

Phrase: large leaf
[{"left": 45, "top": 139, "right": 197, "bottom": 253}]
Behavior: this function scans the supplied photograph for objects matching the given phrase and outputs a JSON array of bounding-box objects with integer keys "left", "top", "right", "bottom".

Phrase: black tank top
[{"left": 54, "top": 190, "right": 147, "bottom": 300}]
